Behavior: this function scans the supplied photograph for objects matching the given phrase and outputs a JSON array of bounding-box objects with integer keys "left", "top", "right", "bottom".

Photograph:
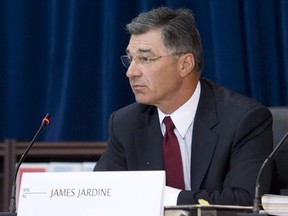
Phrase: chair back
[{"left": 269, "top": 107, "right": 288, "bottom": 194}]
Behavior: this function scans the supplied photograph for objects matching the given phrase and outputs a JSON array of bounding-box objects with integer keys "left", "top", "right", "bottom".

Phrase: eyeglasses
[{"left": 120, "top": 53, "right": 183, "bottom": 68}]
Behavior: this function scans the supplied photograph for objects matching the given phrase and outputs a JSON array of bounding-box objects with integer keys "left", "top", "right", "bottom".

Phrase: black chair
[{"left": 269, "top": 107, "right": 288, "bottom": 195}]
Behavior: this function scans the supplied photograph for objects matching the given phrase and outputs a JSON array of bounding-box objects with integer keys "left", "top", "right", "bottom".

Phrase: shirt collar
[{"left": 158, "top": 81, "right": 201, "bottom": 138}]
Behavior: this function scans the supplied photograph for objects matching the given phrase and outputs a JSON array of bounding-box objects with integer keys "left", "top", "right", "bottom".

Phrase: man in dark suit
[{"left": 94, "top": 7, "right": 274, "bottom": 206}]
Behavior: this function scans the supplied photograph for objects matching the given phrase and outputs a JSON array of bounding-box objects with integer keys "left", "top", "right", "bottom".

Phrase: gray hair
[{"left": 126, "top": 7, "right": 204, "bottom": 73}]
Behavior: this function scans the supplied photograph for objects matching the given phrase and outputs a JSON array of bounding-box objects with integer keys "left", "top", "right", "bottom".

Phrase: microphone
[
  {"left": 0, "top": 114, "right": 51, "bottom": 216},
  {"left": 237, "top": 131, "right": 288, "bottom": 216}
]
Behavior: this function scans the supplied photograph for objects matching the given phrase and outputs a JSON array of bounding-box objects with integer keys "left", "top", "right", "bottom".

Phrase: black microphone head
[{"left": 41, "top": 113, "right": 51, "bottom": 128}]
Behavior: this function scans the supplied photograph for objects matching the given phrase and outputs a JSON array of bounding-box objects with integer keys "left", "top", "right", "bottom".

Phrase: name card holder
[{"left": 17, "top": 171, "right": 165, "bottom": 216}]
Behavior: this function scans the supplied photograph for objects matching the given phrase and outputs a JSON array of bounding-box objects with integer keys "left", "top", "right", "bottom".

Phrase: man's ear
[{"left": 179, "top": 53, "right": 195, "bottom": 77}]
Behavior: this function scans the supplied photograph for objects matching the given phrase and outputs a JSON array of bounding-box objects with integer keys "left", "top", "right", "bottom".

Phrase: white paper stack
[{"left": 262, "top": 194, "right": 288, "bottom": 216}]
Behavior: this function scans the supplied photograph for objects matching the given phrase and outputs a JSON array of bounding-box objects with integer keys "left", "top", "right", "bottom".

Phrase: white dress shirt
[{"left": 158, "top": 81, "right": 201, "bottom": 205}]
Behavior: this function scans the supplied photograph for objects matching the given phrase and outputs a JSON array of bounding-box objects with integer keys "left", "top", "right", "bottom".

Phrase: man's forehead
[{"left": 126, "top": 34, "right": 164, "bottom": 55}]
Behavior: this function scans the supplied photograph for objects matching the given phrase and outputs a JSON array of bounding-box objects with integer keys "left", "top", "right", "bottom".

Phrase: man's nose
[{"left": 126, "top": 62, "right": 141, "bottom": 78}]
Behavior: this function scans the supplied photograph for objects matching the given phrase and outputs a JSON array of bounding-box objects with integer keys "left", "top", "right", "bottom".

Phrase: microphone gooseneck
[
  {"left": 237, "top": 131, "right": 288, "bottom": 216},
  {"left": 253, "top": 131, "right": 288, "bottom": 214},
  {"left": 8, "top": 114, "right": 51, "bottom": 213}
]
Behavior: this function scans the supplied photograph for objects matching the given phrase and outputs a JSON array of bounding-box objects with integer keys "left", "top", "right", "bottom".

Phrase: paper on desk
[{"left": 262, "top": 194, "right": 288, "bottom": 216}]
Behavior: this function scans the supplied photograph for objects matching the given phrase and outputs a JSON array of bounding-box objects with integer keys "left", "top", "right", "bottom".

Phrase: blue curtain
[{"left": 0, "top": 0, "right": 287, "bottom": 142}]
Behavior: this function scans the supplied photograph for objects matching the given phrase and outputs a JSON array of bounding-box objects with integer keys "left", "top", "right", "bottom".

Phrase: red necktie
[{"left": 162, "top": 116, "right": 185, "bottom": 189}]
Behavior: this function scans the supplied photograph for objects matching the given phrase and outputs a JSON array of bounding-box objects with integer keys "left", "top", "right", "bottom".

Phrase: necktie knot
[{"left": 163, "top": 116, "right": 175, "bottom": 132}]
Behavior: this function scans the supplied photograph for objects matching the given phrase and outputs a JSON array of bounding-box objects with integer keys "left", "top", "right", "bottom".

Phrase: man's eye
[{"left": 138, "top": 57, "right": 150, "bottom": 64}]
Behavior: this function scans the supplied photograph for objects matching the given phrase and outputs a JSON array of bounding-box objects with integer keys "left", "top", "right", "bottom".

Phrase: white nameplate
[{"left": 17, "top": 171, "right": 165, "bottom": 216}]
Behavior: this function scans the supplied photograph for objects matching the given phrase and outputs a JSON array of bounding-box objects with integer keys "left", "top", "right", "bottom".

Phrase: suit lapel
[{"left": 191, "top": 79, "right": 219, "bottom": 190}]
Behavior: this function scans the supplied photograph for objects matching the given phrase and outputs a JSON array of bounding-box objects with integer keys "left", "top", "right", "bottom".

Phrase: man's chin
[{"left": 135, "top": 96, "right": 150, "bottom": 105}]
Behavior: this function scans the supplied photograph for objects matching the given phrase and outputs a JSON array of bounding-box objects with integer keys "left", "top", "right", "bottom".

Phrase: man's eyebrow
[
  {"left": 138, "top": 48, "right": 152, "bottom": 53},
  {"left": 126, "top": 48, "right": 153, "bottom": 55}
]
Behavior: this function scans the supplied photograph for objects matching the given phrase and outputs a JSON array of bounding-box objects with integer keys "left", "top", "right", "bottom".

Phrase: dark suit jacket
[{"left": 95, "top": 78, "right": 274, "bottom": 205}]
